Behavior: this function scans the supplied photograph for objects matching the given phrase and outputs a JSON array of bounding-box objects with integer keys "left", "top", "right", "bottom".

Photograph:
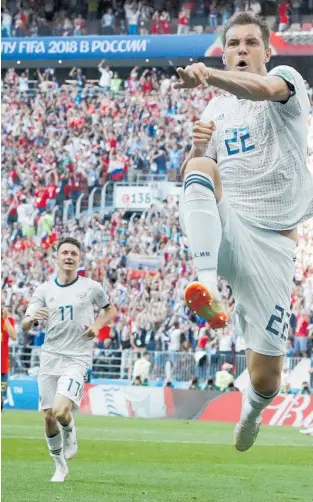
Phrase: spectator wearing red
[
  {"left": 278, "top": 1, "right": 290, "bottom": 31},
  {"left": 177, "top": 8, "right": 190, "bottom": 35},
  {"left": 160, "top": 10, "right": 171, "bottom": 34},
  {"left": 98, "top": 325, "right": 112, "bottom": 348},
  {"left": 151, "top": 11, "right": 160, "bottom": 34},
  {"left": 295, "top": 309, "right": 309, "bottom": 356}
]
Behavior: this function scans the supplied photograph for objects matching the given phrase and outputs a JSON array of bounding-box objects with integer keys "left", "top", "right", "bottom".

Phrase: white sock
[
  {"left": 45, "top": 432, "right": 65, "bottom": 459},
  {"left": 184, "top": 170, "right": 222, "bottom": 299},
  {"left": 242, "top": 382, "right": 280, "bottom": 421},
  {"left": 61, "top": 417, "right": 75, "bottom": 437}
]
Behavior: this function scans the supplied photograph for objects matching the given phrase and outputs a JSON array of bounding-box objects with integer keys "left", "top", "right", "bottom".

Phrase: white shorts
[
  {"left": 180, "top": 190, "right": 296, "bottom": 356},
  {"left": 38, "top": 356, "right": 89, "bottom": 410}
]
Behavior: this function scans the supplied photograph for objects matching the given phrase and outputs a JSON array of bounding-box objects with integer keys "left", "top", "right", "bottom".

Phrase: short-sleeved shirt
[
  {"left": 201, "top": 65, "right": 312, "bottom": 230},
  {"left": 25, "top": 276, "right": 110, "bottom": 364}
]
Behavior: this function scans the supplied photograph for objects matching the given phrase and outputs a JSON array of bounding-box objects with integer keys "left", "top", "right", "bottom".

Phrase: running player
[
  {"left": 21, "top": 237, "right": 117, "bottom": 481},
  {"left": 1, "top": 304, "right": 18, "bottom": 410},
  {"left": 176, "top": 12, "right": 313, "bottom": 451}
]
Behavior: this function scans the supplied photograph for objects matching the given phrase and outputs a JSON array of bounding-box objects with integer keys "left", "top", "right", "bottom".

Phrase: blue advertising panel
[
  {"left": 4, "top": 378, "right": 39, "bottom": 410},
  {"left": 1, "top": 35, "right": 218, "bottom": 61}
]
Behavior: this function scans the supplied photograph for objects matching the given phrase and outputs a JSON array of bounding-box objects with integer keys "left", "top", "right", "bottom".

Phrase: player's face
[
  {"left": 223, "top": 24, "right": 271, "bottom": 75},
  {"left": 57, "top": 244, "right": 80, "bottom": 273}
]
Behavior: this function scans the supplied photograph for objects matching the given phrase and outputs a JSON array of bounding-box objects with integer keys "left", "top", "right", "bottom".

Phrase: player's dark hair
[
  {"left": 57, "top": 237, "right": 81, "bottom": 252},
  {"left": 222, "top": 12, "right": 270, "bottom": 49}
]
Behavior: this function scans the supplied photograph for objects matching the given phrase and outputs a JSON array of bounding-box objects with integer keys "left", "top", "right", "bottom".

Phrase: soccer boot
[
  {"left": 300, "top": 426, "right": 313, "bottom": 436},
  {"left": 51, "top": 456, "right": 69, "bottom": 482},
  {"left": 184, "top": 281, "right": 228, "bottom": 329},
  {"left": 233, "top": 393, "right": 261, "bottom": 452}
]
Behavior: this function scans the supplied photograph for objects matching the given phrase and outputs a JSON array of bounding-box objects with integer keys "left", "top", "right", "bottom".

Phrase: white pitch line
[
  {"left": 2, "top": 434, "right": 311, "bottom": 447},
  {"left": 2, "top": 434, "right": 226, "bottom": 444}
]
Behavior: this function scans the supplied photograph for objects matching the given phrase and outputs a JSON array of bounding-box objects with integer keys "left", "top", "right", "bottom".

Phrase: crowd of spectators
[
  {"left": 1, "top": 65, "right": 313, "bottom": 385},
  {"left": 2, "top": 0, "right": 313, "bottom": 38}
]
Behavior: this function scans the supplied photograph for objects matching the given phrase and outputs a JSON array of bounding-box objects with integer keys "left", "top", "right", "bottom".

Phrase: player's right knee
[
  {"left": 184, "top": 157, "right": 222, "bottom": 201},
  {"left": 53, "top": 406, "right": 70, "bottom": 423}
]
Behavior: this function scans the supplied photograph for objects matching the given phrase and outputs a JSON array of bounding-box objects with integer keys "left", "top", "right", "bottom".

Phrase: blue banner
[
  {"left": 1, "top": 35, "right": 218, "bottom": 61},
  {"left": 4, "top": 378, "right": 39, "bottom": 410}
]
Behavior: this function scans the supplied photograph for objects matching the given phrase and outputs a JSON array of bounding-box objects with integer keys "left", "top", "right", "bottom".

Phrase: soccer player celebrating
[
  {"left": 176, "top": 13, "right": 313, "bottom": 451},
  {"left": 1, "top": 304, "right": 18, "bottom": 410},
  {"left": 22, "top": 237, "right": 117, "bottom": 481}
]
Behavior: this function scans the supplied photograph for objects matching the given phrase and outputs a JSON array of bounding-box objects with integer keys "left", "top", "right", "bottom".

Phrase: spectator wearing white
[
  {"left": 17, "top": 196, "right": 36, "bottom": 238},
  {"left": 63, "top": 15, "right": 73, "bottom": 36},
  {"left": 98, "top": 60, "right": 113, "bottom": 89},
  {"left": 215, "top": 363, "right": 234, "bottom": 391},
  {"left": 167, "top": 321, "right": 182, "bottom": 352},
  {"left": 125, "top": 1, "right": 141, "bottom": 35},
  {"left": 101, "top": 8, "right": 115, "bottom": 35},
  {"left": 2, "top": 8, "right": 12, "bottom": 37},
  {"left": 218, "top": 327, "right": 233, "bottom": 352},
  {"left": 132, "top": 350, "right": 151, "bottom": 382},
  {"left": 139, "top": 3, "right": 153, "bottom": 34},
  {"left": 120, "top": 319, "right": 134, "bottom": 379},
  {"left": 18, "top": 71, "right": 29, "bottom": 94}
]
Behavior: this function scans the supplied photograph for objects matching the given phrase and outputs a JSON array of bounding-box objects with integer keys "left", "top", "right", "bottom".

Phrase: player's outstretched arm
[
  {"left": 175, "top": 63, "right": 290, "bottom": 102},
  {"left": 83, "top": 303, "right": 117, "bottom": 339}
]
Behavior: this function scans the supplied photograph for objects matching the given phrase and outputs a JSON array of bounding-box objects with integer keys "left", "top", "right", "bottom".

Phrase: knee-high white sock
[
  {"left": 61, "top": 417, "right": 75, "bottom": 439},
  {"left": 184, "top": 170, "right": 222, "bottom": 299},
  {"left": 241, "top": 382, "right": 280, "bottom": 421},
  {"left": 45, "top": 431, "right": 65, "bottom": 459}
]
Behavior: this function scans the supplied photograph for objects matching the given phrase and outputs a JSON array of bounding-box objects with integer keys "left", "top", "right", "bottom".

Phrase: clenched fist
[
  {"left": 174, "top": 63, "right": 213, "bottom": 89},
  {"left": 193, "top": 120, "right": 216, "bottom": 148}
]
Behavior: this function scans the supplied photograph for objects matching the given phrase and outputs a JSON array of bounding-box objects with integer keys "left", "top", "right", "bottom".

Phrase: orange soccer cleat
[{"left": 184, "top": 282, "right": 229, "bottom": 329}]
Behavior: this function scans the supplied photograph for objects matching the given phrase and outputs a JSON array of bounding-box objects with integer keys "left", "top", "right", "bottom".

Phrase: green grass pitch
[{"left": 2, "top": 411, "right": 312, "bottom": 502}]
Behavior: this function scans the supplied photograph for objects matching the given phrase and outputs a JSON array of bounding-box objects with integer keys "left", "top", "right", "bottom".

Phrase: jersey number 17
[{"left": 59, "top": 305, "right": 73, "bottom": 321}]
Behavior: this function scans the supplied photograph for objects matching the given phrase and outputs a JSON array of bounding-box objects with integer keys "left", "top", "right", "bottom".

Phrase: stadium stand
[
  {"left": 2, "top": 66, "right": 313, "bottom": 386},
  {"left": 1, "top": 0, "right": 313, "bottom": 38}
]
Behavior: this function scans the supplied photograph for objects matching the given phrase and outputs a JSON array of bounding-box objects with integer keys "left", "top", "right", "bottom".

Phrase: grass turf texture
[{"left": 2, "top": 411, "right": 312, "bottom": 502}]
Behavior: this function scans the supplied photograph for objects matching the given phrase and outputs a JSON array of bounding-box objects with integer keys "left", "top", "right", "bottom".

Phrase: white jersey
[
  {"left": 25, "top": 276, "right": 109, "bottom": 365},
  {"left": 202, "top": 65, "right": 313, "bottom": 230}
]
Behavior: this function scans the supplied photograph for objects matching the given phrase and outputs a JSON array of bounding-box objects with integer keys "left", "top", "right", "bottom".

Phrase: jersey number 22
[{"left": 225, "top": 126, "right": 255, "bottom": 156}]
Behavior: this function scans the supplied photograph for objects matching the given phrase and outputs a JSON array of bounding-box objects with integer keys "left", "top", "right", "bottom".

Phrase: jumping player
[{"left": 176, "top": 13, "right": 313, "bottom": 451}]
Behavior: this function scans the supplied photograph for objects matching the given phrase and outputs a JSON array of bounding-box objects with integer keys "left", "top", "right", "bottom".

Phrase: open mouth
[
  {"left": 236, "top": 60, "right": 248, "bottom": 70},
  {"left": 65, "top": 261, "right": 74, "bottom": 265}
]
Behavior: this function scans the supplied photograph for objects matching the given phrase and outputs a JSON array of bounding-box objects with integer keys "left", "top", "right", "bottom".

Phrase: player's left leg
[
  {"left": 54, "top": 365, "right": 87, "bottom": 460},
  {"left": 44, "top": 408, "right": 68, "bottom": 482},
  {"left": 230, "top": 229, "right": 296, "bottom": 452},
  {"left": 54, "top": 394, "right": 78, "bottom": 461}
]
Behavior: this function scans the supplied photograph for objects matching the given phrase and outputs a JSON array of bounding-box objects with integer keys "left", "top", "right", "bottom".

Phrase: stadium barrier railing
[{"left": 8, "top": 345, "right": 305, "bottom": 383}]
